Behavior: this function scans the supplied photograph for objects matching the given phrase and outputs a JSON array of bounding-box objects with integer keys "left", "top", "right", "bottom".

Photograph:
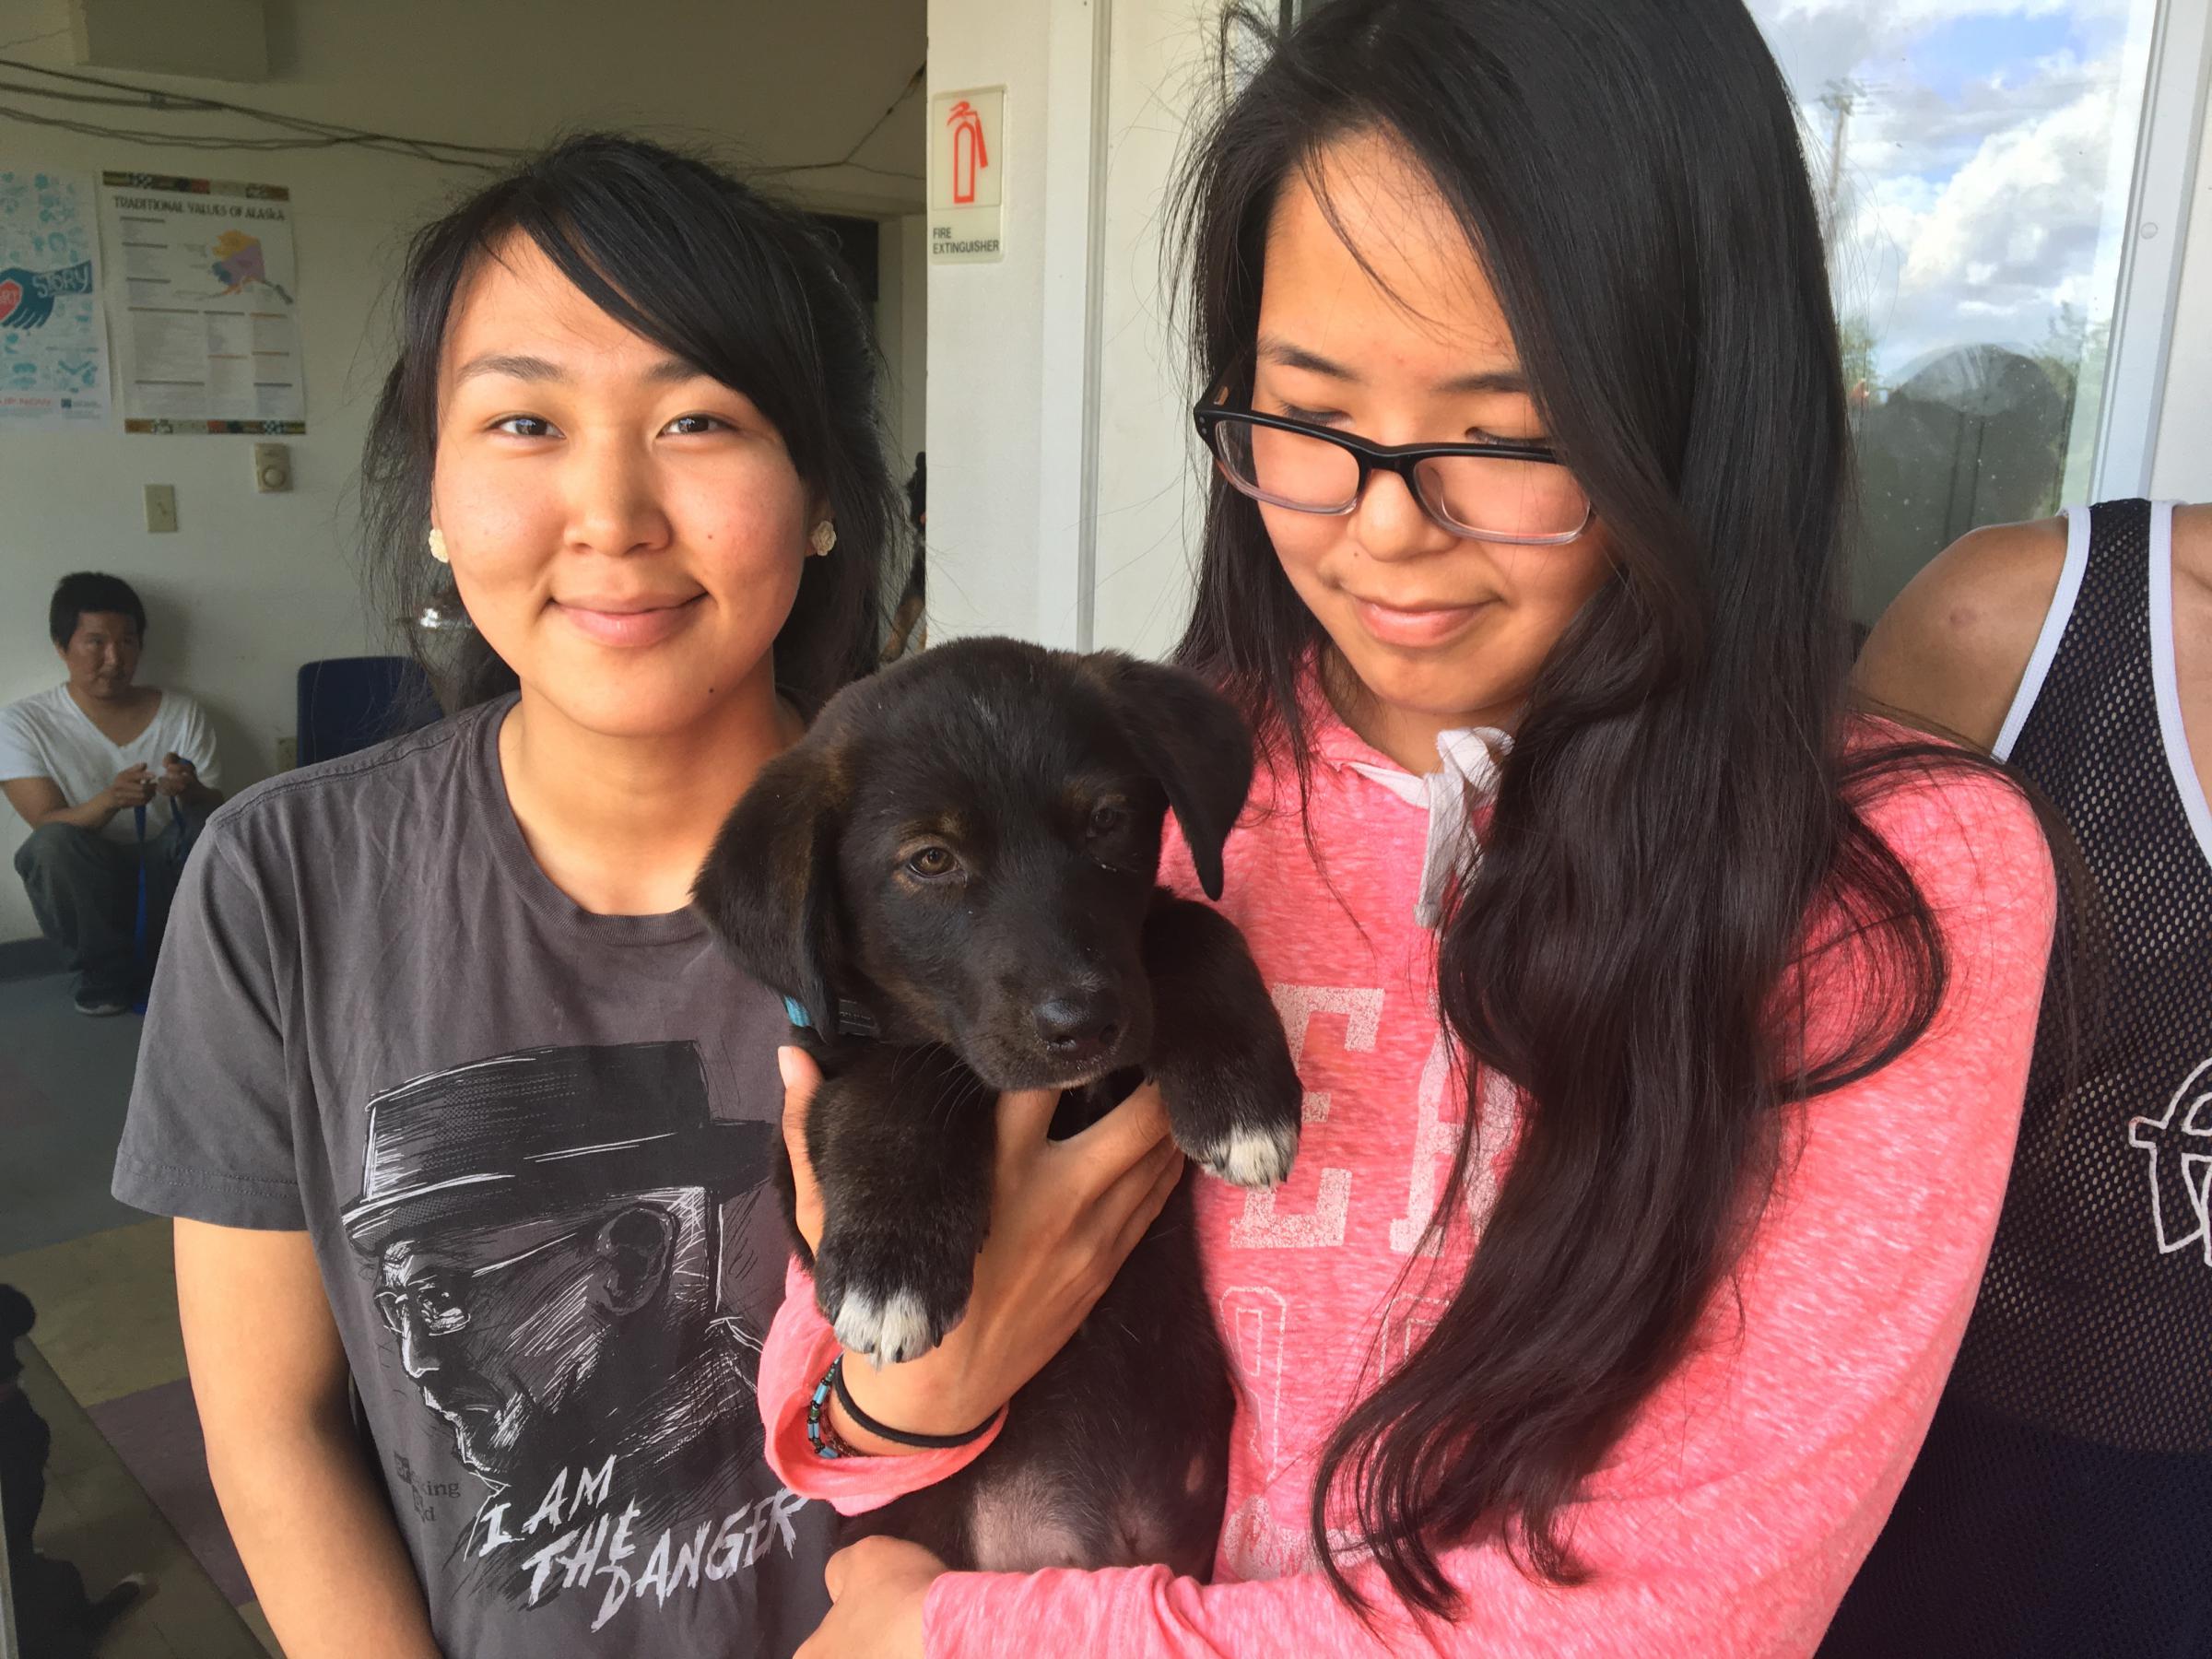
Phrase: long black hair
[
  {"left": 1174, "top": 0, "right": 2041, "bottom": 1614},
  {"left": 363, "top": 133, "right": 900, "bottom": 713}
]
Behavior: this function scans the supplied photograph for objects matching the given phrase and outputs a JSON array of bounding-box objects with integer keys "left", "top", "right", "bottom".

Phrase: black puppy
[{"left": 694, "top": 637, "right": 1303, "bottom": 1575}]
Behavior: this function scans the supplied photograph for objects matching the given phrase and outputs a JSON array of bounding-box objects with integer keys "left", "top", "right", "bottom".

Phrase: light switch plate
[{"left": 144, "top": 484, "right": 177, "bottom": 533}]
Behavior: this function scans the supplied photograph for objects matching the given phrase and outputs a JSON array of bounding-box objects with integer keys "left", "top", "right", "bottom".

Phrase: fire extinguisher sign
[{"left": 929, "top": 86, "right": 1005, "bottom": 265}]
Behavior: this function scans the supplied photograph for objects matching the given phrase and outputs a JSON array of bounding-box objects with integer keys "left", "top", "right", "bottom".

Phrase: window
[{"left": 1748, "top": 0, "right": 2172, "bottom": 622}]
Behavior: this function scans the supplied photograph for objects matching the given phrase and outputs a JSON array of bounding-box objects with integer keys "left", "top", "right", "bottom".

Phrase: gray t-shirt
[{"left": 113, "top": 696, "right": 833, "bottom": 1657}]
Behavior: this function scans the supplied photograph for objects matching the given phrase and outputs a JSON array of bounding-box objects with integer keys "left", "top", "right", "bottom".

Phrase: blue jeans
[{"left": 12, "top": 818, "right": 187, "bottom": 1001}]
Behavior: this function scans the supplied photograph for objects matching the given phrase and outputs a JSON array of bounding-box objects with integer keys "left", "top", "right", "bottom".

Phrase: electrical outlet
[
  {"left": 144, "top": 484, "right": 177, "bottom": 533},
  {"left": 276, "top": 735, "right": 299, "bottom": 771}
]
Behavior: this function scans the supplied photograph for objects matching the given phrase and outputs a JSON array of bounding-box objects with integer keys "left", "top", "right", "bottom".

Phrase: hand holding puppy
[{"left": 778, "top": 1044, "right": 1184, "bottom": 1453}]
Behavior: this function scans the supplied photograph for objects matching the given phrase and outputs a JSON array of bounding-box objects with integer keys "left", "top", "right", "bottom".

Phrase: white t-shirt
[{"left": 0, "top": 683, "right": 223, "bottom": 844}]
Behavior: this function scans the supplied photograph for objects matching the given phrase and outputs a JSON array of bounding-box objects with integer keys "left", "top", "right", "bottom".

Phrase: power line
[
  {"left": 0, "top": 54, "right": 530, "bottom": 170},
  {"left": 0, "top": 53, "right": 932, "bottom": 183},
  {"left": 0, "top": 26, "right": 70, "bottom": 54},
  {"left": 0, "top": 100, "right": 510, "bottom": 168},
  {"left": 0, "top": 100, "right": 463, "bottom": 162},
  {"left": 0, "top": 55, "right": 531, "bottom": 156},
  {"left": 747, "top": 61, "right": 925, "bottom": 182}
]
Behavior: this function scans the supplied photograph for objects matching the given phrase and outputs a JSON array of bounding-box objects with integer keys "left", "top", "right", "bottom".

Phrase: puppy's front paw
[
  {"left": 832, "top": 1288, "right": 946, "bottom": 1369},
  {"left": 813, "top": 1232, "right": 971, "bottom": 1367},
  {"left": 1190, "top": 1119, "right": 1300, "bottom": 1190},
  {"left": 1159, "top": 1030, "right": 1305, "bottom": 1191}
]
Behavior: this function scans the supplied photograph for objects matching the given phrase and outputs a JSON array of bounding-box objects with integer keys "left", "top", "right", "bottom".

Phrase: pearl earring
[
  {"left": 808, "top": 521, "right": 838, "bottom": 559},
  {"left": 427, "top": 527, "right": 450, "bottom": 564}
]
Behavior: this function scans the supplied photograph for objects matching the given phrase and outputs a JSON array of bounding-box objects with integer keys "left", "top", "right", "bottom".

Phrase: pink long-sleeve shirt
[{"left": 755, "top": 705, "right": 2056, "bottom": 1657}]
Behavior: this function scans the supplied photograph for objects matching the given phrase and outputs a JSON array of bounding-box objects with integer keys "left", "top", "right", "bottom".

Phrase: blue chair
[{"left": 296, "top": 656, "right": 441, "bottom": 767}]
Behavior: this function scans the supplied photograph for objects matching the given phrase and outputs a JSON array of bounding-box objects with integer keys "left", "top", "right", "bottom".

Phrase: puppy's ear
[
  {"left": 1084, "top": 653, "right": 1255, "bottom": 900},
  {"left": 693, "top": 743, "right": 847, "bottom": 1030}
]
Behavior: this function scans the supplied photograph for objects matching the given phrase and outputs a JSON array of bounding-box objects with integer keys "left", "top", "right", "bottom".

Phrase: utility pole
[{"left": 1818, "top": 79, "right": 1864, "bottom": 246}]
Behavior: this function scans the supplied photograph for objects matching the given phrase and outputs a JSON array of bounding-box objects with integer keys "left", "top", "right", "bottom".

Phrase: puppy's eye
[
  {"left": 1087, "top": 801, "right": 1128, "bottom": 837},
  {"left": 905, "top": 845, "right": 959, "bottom": 880}
]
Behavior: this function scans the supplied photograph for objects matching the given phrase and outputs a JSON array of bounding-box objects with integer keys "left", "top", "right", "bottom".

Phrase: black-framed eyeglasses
[{"left": 1194, "top": 401, "right": 1594, "bottom": 547}]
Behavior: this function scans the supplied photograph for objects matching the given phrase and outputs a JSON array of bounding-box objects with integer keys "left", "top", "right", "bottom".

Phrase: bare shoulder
[
  {"left": 2174, "top": 502, "right": 2212, "bottom": 598},
  {"left": 1853, "top": 517, "right": 2070, "bottom": 751}
]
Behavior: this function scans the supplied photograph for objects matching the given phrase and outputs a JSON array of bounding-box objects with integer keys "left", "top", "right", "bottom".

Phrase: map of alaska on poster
[
  {"left": 99, "top": 172, "right": 306, "bottom": 432},
  {"left": 0, "top": 168, "right": 112, "bottom": 429}
]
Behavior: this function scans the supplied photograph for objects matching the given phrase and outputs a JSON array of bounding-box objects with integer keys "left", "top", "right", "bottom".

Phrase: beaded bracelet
[{"left": 806, "top": 1359, "right": 858, "bottom": 1459}]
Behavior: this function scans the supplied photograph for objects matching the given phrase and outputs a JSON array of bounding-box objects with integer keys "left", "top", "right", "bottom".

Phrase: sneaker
[{"left": 72, "top": 990, "right": 131, "bottom": 1018}]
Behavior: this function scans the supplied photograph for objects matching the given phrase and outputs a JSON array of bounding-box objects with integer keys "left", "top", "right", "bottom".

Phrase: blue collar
[{"left": 782, "top": 995, "right": 882, "bottom": 1041}]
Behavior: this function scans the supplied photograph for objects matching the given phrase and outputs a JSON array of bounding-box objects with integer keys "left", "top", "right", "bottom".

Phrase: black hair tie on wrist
[{"left": 830, "top": 1354, "right": 1003, "bottom": 1450}]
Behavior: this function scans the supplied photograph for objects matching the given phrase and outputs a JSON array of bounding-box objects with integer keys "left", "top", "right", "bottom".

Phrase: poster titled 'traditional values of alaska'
[{"left": 99, "top": 171, "right": 306, "bottom": 434}]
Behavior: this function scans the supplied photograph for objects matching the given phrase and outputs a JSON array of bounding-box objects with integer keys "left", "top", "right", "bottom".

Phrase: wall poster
[
  {"left": 0, "top": 167, "right": 111, "bottom": 429},
  {"left": 99, "top": 172, "right": 306, "bottom": 433}
]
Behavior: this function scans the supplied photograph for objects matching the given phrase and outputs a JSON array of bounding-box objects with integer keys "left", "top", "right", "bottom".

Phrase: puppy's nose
[{"left": 1032, "top": 989, "right": 1124, "bottom": 1062}]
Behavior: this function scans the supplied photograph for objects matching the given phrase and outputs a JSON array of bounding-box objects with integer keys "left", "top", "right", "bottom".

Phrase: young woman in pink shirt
[{"left": 759, "top": 1, "right": 2058, "bottom": 1653}]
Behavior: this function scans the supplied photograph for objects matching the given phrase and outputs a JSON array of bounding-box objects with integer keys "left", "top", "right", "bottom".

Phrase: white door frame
[
  {"left": 2097, "top": 0, "right": 2212, "bottom": 500},
  {"left": 1036, "top": 0, "right": 1115, "bottom": 650}
]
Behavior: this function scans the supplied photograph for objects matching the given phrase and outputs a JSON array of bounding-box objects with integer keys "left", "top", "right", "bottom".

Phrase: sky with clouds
[{"left": 1747, "top": 0, "right": 2156, "bottom": 387}]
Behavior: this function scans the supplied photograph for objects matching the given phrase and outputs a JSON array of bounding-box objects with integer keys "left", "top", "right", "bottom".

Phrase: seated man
[{"left": 1, "top": 573, "right": 223, "bottom": 1016}]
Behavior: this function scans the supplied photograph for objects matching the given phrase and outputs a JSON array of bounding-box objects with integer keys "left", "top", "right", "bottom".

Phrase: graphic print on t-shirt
[
  {"left": 341, "top": 1041, "right": 806, "bottom": 1632},
  {"left": 1213, "top": 981, "right": 1522, "bottom": 1585},
  {"left": 2129, "top": 1054, "right": 2212, "bottom": 1265}
]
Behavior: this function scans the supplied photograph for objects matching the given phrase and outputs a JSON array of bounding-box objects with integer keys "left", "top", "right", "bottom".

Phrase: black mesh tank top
[{"left": 1822, "top": 498, "right": 2212, "bottom": 1658}]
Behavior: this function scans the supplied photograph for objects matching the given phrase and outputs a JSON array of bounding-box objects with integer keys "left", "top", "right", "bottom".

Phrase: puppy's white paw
[
  {"left": 1195, "top": 1120, "right": 1300, "bottom": 1190},
  {"left": 832, "top": 1288, "right": 942, "bottom": 1367}
]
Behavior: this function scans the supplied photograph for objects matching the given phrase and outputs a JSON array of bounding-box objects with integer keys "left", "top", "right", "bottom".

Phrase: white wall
[
  {"left": 921, "top": 0, "right": 1222, "bottom": 658},
  {"left": 921, "top": 0, "right": 1233, "bottom": 653},
  {"left": 0, "top": 0, "right": 925, "bottom": 944},
  {"left": 920, "top": 0, "right": 1063, "bottom": 645},
  {"left": 1088, "top": 0, "right": 1218, "bottom": 659}
]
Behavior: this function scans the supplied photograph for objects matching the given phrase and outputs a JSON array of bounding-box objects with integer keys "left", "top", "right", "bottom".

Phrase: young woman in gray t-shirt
[{"left": 112, "top": 135, "right": 1164, "bottom": 1659}]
